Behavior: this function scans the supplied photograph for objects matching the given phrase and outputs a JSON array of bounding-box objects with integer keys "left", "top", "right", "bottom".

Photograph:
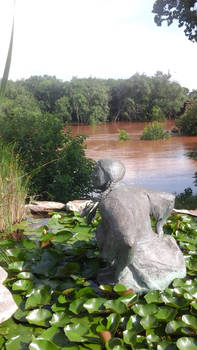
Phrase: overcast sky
[{"left": 0, "top": 0, "right": 197, "bottom": 90}]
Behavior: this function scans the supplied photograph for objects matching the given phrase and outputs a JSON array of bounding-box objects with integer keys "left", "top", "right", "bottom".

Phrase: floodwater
[{"left": 70, "top": 121, "right": 197, "bottom": 194}]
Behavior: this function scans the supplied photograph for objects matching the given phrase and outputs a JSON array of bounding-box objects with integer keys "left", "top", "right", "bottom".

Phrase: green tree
[
  {"left": 141, "top": 121, "right": 166, "bottom": 140},
  {"left": 153, "top": 0, "right": 197, "bottom": 42},
  {"left": 54, "top": 95, "right": 72, "bottom": 123},
  {"left": 176, "top": 105, "right": 197, "bottom": 135}
]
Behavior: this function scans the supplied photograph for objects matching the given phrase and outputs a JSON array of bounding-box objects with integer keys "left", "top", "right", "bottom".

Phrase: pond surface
[{"left": 70, "top": 121, "right": 197, "bottom": 194}]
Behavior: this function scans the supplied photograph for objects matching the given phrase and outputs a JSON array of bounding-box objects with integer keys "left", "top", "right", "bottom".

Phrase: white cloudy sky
[{"left": 0, "top": 0, "right": 197, "bottom": 90}]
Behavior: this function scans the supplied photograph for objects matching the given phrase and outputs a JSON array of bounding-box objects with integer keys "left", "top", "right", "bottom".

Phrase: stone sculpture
[
  {"left": 0, "top": 266, "right": 18, "bottom": 323},
  {"left": 90, "top": 158, "right": 186, "bottom": 294}
]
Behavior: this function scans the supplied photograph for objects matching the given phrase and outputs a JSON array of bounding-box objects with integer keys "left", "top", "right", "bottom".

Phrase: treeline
[{"left": 1, "top": 71, "right": 196, "bottom": 125}]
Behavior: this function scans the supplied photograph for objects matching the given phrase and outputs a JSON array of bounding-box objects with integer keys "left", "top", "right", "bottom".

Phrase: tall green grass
[{"left": 0, "top": 142, "right": 28, "bottom": 233}]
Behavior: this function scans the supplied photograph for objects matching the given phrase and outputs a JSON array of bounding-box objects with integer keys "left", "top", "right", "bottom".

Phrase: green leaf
[
  {"left": 69, "top": 297, "right": 87, "bottom": 315},
  {"left": 165, "top": 320, "right": 186, "bottom": 334},
  {"left": 155, "top": 306, "right": 178, "bottom": 321},
  {"left": 157, "top": 341, "right": 178, "bottom": 350},
  {"left": 25, "top": 285, "right": 51, "bottom": 309},
  {"left": 99, "top": 285, "right": 113, "bottom": 294},
  {"left": 176, "top": 337, "right": 197, "bottom": 350},
  {"left": 133, "top": 303, "right": 158, "bottom": 317},
  {"left": 64, "top": 323, "right": 88, "bottom": 342},
  {"left": 5, "top": 335, "right": 29, "bottom": 350},
  {"left": 38, "top": 326, "right": 68, "bottom": 347},
  {"left": 52, "top": 230, "right": 73, "bottom": 242},
  {"left": 83, "top": 298, "right": 106, "bottom": 313},
  {"left": 8, "top": 261, "right": 25, "bottom": 272},
  {"left": 17, "top": 272, "right": 34, "bottom": 280},
  {"left": 118, "top": 292, "right": 138, "bottom": 306},
  {"left": 123, "top": 330, "right": 136, "bottom": 345},
  {"left": 105, "top": 337, "right": 127, "bottom": 350},
  {"left": 29, "top": 339, "right": 60, "bottom": 350},
  {"left": 113, "top": 284, "right": 127, "bottom": 294},
  {"left": 126, "top": 314, "right": 144, "bottom": 332},
  {"left": 50, "top": 312, "right": 72, "bottom": 327},
  {"left": 26, "top": 309, "right": 52, "bottom": 327},
  {"left": 182, "top": 315, "right": 197, "bottom": 330},
  {"left": 106, "top": 313, "right": 121, "bottom": 335},
  {"left": 140, "top": 315, "right": 160, "bottom": 330},
  {"left": 12, "top": 279, "right": 34, "bottom": 291},
  {"left": 104, "top": 300, "right": 127, "bottom": 314}
]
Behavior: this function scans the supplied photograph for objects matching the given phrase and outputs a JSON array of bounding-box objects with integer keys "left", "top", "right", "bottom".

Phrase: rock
[
  {"left": 65, "top": 200, "right": 93, "bottom": 214},
  {"left": 0, "top": 266, "right": 18, "bottom": 323},
  {"left": 25, "top": 201, "right": 66, "bottom": 216}
]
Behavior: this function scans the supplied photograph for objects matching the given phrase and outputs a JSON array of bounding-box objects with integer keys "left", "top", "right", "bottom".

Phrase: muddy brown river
[{"left": 70, "top": 121, "right": 197, "bottom": 194}]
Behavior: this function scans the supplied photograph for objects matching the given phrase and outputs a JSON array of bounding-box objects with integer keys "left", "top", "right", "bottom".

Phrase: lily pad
[{"left": 26, "top": 309, "right": 52, "bottom": 327}]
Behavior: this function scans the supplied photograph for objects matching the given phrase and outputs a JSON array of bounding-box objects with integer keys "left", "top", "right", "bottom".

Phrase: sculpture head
[{"left": 92, "top": 158, "right": 126, "bottom": 191}]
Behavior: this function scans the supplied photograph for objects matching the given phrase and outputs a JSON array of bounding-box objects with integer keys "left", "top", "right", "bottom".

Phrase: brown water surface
[{"left": 70, "top": 121, "right": 197, "bottom": 194}]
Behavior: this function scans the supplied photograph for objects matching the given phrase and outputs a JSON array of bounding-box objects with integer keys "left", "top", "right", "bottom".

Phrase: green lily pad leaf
[
  {"left": 185, "top": 286, "right": 197, "bottom": 298},
  {"left": 161, "top": 294, "right": 190, "bottom": 308},
  {"left": 113, "top": 284, "right": 127, "bottom": 294},
  {"left": 182, "top": 315, "right": 197, "bottom": 330},
  {"left": 6, "top": 249, "right": 25, "bottom": 259},
  {"left": 155, "top": 306, "right": 178, "bottom": 321},
  {"left": 52, "top": 230, "right": 73, "bottom": 242},
  {"left": 26, "top": 309, "right": 52, "bottom": 327},
  {"left": 144, "top": 290, "right": 163, "bottom": 304},
  {"left": 75, "top": 287, "right": 97, "bottom": 298},
  {"left": 38, "top": 326, "right": 68, "bottom": 347},
  {"left": 51, "top": 303, "right": 66, "bottom": 312},
  {"left": 157, "top": 341, "right": 178, "bottom": 350},
  {"left": 140, "top": 315, "right": 159, "bottom": 330},
  {"left": 176, "top": 337, "right": 197, "bottom": 350},
  {"left": 99, "top": 285, "right": 113, "bottom": 294},
  {"left": 20, "top": 239, "right": 37, "bottom": 249},
  {"left": 17, "top": 272, "right": 34, "bottom": 280},
  {"left": 83, "top": 298, "right": 106, "bottom": 313},
  {"left": 12, "top": 279, "right": 34, "bottom": 291},
  {"left": 133, "top": 303, "right": 158, "bottom": 317},
  {"left": 64, "top": 323, "right": 88, "bottom": 342},
  {"left": 123, "top": 330, "right": 136, "bottom": 345},
  {"left": 50, "top": 312, "right": 72, "bottom": 327},
  {"left": 8, "top": 261, "right": 25, "bottom": 272},
  {"left": 5, "top": 335, "right": 29, "bottom": 350},
  {"left": 58, "top": 295, "right": 67, "bottom": 304},
  {"left": 69, "top": 297, "right": 87, "bottom": 315},
  {"left": 38, "top": 233, "right": 54, "bottom": 242},
  {"left": 146, "top": 333, "right": 160, "bottom": 344},
  {"left": 165, "top": 320, "right": 186, "bottom": 334},
  {"left": 190, "top": 301, "right": 197, "bottom": 310},
  {"left": 25, "top": 285, "right": 51, "bottom": 309},
  {"left": 173, "top": 279, "right": 187, "bottom": 288},
  {"left": 126, "top": 315, "right": 144, "bottom": 332},
  {"left": 118, "top": 292, "right": 138, "bottom": 306},
  {"left": 104, "top": 299, "right": 127, "bottom": 314},
  {"left": 79, "top": 344, "right": 102, "bottom": 350},
  {"left": 29, "top": 339, "right": 60, "bottom": 350},
  {"left": 0, "top": 335, "right": 5, "bottom": 349},
  {"left": 105, "top": 337, "right": 127, "bottom": 350},
  {"left": 106, "top": 313, "right": 121, "bottom": 335}
]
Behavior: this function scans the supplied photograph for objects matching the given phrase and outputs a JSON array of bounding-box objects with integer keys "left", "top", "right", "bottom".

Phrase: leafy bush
[
  {"left": 1, "top": 211, "right": 197, "bottom": 349},
  {"left": 0, "top": 142, "right": 28, "bottom": 232},
  {"left": 175, "top": 187, "right": 197, "bottom": 209},
  {"left": 150, "top": 105, "right": 165, "bottom": 121},
  {"left": 176, "top": 105, "right": 197, "bottom": 136},
  {"left": 141, "top": 121, "right": 166, "bottom": 140},
  {"left": 118, "top": 129, "right": 131, "bottom": 141},
  {"left": 0, "top": 96, "right": 94, "bottom": 202}
]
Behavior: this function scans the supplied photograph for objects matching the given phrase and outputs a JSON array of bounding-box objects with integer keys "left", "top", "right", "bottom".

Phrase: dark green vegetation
[
  {"left": 140, "top": 122, "right": 170, "bottom": 140},
  {"left": 176, "top": 105, "right": 197, "bottom": 136},
  {"left": 0, "top": 211, "right": 197, "bottom": 349},
  {"left": 153, "top": 0, "right": 197, "bottom": 42},
  {"left": 0, "top": 81, "right": 94, "bottom": 201},
  {"left": 175, "top": 188, "right": 197, "bottom": 210},
  {"left": 0, "top": 72, "right": 193, "bottom": 126}
]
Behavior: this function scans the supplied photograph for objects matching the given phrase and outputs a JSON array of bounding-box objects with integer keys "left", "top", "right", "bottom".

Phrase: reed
[{"left": 0, "top": 142, "right": 28, "bottom": 233}]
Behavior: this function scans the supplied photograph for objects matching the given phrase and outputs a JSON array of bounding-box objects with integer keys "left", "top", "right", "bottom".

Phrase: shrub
[
  {"left": 118, "top": 129, "right": 130, "bottom": 141},
  {"left": 176, "top": 105, "right": 197, "bottom": 135},
  {"left": 151, "top": 105, "right": 165, "bottom": 121},
  {"left": 0, "top": 142, "right": 28, "bottom": 232},
  {"left": 141, "top": 121, "right": 165, "bottom": 140},
  {"left": 0, "top": 98, "right": 94, "bottom": 202}
]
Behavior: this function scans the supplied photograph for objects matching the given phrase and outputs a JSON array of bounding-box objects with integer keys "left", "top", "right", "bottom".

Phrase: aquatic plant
[{"left": 0, "top": 211, "right": 196, "bottom": 349}]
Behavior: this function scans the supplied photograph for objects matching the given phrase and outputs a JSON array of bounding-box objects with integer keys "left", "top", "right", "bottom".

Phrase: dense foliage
[
  {"left": 140, "top": 122, "right": 168, "bottom": 140},
  {"left": 0, "top": 83, "right": 94, "bottom": 201},
  {"left": 175, "top": 187, "right": 197, "bottom": 210},
  {"left": 152, "top": 0, "right": 197, "bottom": 42},
  {"left": 176, "top": 105, "right": 197, "bottom": 136},
  {"left": 2, "top": 72, "right": 188, "bottom": 125},
  {"left": 0, "top": 211, "right": 197, "bottom": 349}
]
